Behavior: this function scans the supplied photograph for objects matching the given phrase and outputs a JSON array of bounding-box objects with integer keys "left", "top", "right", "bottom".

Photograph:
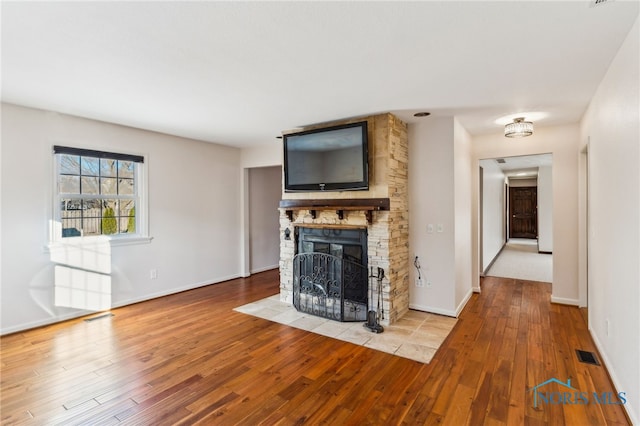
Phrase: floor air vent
[
  {"left": 576, "top": 349, "right": 600, "bottom": 365},
  {"left": 84, "top": 313, "right": 114, "bottom": 322}
]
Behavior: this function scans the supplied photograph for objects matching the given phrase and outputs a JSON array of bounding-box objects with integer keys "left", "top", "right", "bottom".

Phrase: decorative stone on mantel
[{"left": 279, "top": 113, "right": 409, "bottom": 326}]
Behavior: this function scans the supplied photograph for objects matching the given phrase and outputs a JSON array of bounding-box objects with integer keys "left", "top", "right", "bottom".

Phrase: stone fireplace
[{"left": 279, "top": 113, "right": 409, "bottom": 326}]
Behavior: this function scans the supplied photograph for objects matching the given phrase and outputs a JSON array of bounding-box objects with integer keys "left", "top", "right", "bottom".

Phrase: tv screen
[{"left": 283, "top": 121, "right": 369, "bottom": 192}]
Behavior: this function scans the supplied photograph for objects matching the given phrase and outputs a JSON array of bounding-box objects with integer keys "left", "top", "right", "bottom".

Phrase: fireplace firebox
[{"left": 293, "top": 227, "right": 368, "bottom": 321}]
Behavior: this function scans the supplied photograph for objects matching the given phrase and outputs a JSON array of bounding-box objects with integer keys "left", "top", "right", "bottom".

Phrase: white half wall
[
  {"left": 1, "top": 103, "right": 243, "bottom": 334},
  {"left": 580, "top": 16, "right": 639, "bottom": 424}
]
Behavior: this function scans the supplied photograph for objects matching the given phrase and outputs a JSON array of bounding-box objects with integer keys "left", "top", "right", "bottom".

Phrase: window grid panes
[{"left": 58, "top": 154, "right": 137, "bottom": 238}]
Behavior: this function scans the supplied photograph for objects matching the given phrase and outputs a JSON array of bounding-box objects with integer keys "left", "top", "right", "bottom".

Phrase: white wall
[
  {"left": 1, "top": 103, "right": 243, "bottom": 334},
  {"left": 408, "top": 117, "right": 463, "bottom": 316},
  {"left": 580, "top": 17, "right": 639, "bottom": 424},
  {"left": 248, "top": 166, "right": 281, "bottom": 273},
  {"left": 508, "top": 177, "right": 537, "bottom": 187},
  {"left": 537, "top": 165, "right": 553, "bottom": 252},
  {"left": 479, "top": 159, "right": 506, "bottom": 273},
  {"left": 453, "top": 119, "right": 473, "bottom": 310},
  {"left": 472, "top": 125, "right": 580, "bottom": 304},
  {"left": 240, "top": 144, "right": 282, "bottom": 169}
]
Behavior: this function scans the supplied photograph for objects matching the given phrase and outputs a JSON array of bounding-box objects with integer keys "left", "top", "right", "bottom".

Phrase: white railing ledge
[{"left": 44, "top": 235, "right": 154, "bottom": 253}]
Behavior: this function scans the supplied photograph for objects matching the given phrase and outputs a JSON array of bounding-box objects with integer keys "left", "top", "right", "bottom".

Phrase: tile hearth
[{"left": 234, "top": 295, "right": 457, "bottom": 364}]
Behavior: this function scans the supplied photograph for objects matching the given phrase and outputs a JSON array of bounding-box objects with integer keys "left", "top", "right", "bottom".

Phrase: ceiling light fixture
[{"left": 504, "top": 117, "right": 533, "bottom": 138}]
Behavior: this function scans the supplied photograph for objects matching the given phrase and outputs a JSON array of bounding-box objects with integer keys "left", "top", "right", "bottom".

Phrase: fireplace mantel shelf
[{"left": 279, "top": 198, "right": 390, "bottom": 223}]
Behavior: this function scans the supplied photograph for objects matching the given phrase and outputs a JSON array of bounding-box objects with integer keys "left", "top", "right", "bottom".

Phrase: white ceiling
[
  {"left": 481, "top": 153, "right": 553, "bottom": 178},
  {"left": 2, "top": 1, "right": 638, "bottom": 148}
]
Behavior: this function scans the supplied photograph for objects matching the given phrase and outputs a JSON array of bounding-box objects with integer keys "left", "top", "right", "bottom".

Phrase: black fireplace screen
[
  {"left": 293, "top": 227, "right": 368, "bottom": 322},
  {"left": 293, "top": 252, "right": 367, "bottom": 321}
]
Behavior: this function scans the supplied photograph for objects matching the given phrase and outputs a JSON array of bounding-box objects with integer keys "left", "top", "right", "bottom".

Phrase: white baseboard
[
  {"left": 409, "top": 303, "right": 457, "bottom": 318},
  {"left": 409, "top": 288, "right": 473, "bottom": 318},
  {"left": 1, "top": 273, "right": 242, "bottom": 336},
  {"left": 250, "top": 264, "right": 279, "bottom": 274},
  {"left": 590, "top": 329, "right": 638, "bottom": 425},
  {"left": 482, "top": 242, "right": 507, "bottom": 276},
  {"left": 550, "top": 295, "right": 580, "bottom": 306},
  {"left": 473, "top": 286, "right": 481, "bottom": 293},
  {"left": 1, "top": 310, "right": 96, "bottom": 336},
  {"left": 456, "top": 288, "right": 473, "bottom": 316},
  {"left": 111, "top": 273, "right": 242, "bottom": 309}
]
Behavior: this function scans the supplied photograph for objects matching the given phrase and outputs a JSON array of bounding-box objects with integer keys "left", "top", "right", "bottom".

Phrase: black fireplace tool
[{"left": 364, "top": 267, "right": 384, "bottom": 333}]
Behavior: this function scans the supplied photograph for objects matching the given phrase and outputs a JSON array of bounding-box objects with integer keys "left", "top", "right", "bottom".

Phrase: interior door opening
[
  {"left": 509, "top": 186, "right": 538, "bottom": 240},
  {"left": 479, "top": 154, "right": 553, "bottom": 285}
]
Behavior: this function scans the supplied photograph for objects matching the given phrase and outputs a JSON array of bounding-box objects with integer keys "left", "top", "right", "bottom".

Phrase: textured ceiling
[{"left": 2, "top": 1, "right": 638, "bottom": 147}]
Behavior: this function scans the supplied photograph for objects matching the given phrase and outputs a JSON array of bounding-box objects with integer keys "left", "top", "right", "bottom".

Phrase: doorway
[
  {"left": 248, "top": 166, "right": 281, "bottom": 274},
  {"left": 509, "top": 186, "right": 537, "bottom": 239},
  {"left": 479, "top": 154, "right": 553, "bottom": 283}
]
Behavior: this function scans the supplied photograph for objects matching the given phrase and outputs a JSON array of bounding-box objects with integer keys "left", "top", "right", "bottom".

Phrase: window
[{"left": 53, "top": 146, "right": 145, "bottom": 240}]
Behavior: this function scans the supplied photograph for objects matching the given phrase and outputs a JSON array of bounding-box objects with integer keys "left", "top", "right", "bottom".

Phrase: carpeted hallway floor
[{"left": 486, "top": 238, "right": 553, "bottom": 283}]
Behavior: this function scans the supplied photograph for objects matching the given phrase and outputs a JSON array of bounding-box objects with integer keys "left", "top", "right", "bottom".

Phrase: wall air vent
[
  {"left": 590, "top": 0, "right": 614, "bottom": 7},
  {"left": 496, "top": 158, "right": 506, "bottom": 164}
]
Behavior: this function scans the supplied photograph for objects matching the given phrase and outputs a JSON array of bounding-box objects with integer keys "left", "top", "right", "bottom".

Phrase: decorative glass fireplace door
[{"left": 293, "top": 227, "right": 367, "bottom": 321}]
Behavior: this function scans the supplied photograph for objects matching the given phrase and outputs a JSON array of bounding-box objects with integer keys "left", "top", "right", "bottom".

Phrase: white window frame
[{"left": 48, "top": 145, "right": 152, "bottom": 248}]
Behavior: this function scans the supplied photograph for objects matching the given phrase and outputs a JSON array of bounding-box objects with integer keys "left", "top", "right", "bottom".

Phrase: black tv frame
[{"left": 283, "top": 121, "right": 369, "bottom": 192}]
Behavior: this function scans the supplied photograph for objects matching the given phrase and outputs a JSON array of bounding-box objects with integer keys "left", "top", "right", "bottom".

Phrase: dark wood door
[{"left": 509, "top": 186, "right": 537, "bottom": 239}]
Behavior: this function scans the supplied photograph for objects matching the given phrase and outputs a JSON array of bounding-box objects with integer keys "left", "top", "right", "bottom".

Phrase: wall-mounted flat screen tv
[{"left": 283, "top": 121, "right": 369, "bottom": 192}]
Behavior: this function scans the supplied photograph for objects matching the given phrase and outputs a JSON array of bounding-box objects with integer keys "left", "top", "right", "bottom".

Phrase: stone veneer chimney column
[{"left": 278, "top": 113, "right": 409, "bottom": 326}]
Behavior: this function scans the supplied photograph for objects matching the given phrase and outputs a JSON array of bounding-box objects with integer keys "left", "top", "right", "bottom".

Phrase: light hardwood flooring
[{"left": 0, "top": 270, "right": 630, "bottom": 425}]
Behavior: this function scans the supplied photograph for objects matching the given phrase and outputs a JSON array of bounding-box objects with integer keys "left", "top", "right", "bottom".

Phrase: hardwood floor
[{"left": 0, "top": 271, "right": 629, "bottom": 425}]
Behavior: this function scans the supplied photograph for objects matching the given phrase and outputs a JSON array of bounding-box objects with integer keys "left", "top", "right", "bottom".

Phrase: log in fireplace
[{"left": 293, "top": 227, "right": 368, "bottom": 321}]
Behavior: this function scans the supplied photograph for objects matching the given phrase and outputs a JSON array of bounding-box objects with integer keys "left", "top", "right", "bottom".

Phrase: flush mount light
[
  {"left": 504, "top": 117, "right": 533, "bottom": 138},
  {"left": 413, "top": 112, "right": 431, "bottom": 117}
]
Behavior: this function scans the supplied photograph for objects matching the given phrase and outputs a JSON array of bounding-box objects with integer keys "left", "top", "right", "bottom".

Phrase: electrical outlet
[
  {"left": 150, "top": 269, "right": 158, "bottom": 279},
  {"left": 426, "top": 280, "right": 432, "bottom": 287},
  {"left": 416, "top": 278, "right": 424, "bottom": 287}
]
